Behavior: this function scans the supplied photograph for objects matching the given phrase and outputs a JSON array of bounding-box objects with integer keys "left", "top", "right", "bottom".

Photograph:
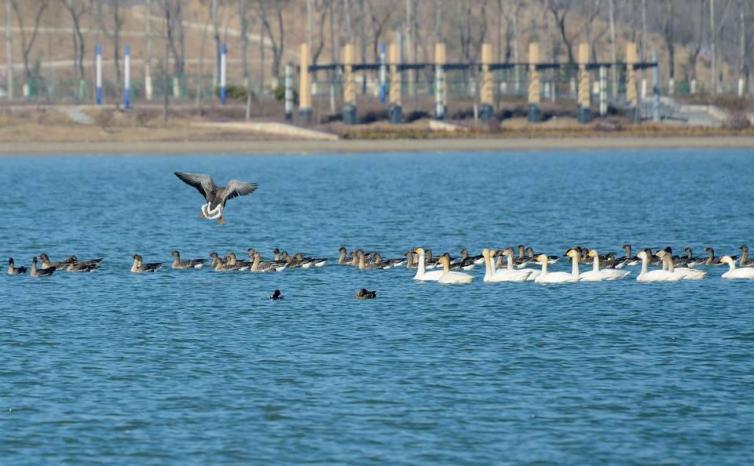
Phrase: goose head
[
  {"left": 517, "top": 245, "right": 526, "bottom": 257},
  {"left": 705, "top": 247, "right": 715, "bottom": 256},
  {"left": 740, "top": 245, "right": 749, "bottom": 253},
  {"left": 459, "top": 248, "right": 469, "bottom": 259},
  {"left": 8, "top": 257, "right": 14, "bottom": 266},
  {"left": 171, "top": 250, "right": 180, "bottom": 258},
  {"left": 525, "top": 247, "right": 535, "bottom": 258},
  {"left": 39, "top": 253, "right": 50, "bottom": 262},
  {"left": 623, "top": 244, "right": 632, "bottom": 255},
  {"left": 247, "top": 248, "right": 257, "bottom": 258}
]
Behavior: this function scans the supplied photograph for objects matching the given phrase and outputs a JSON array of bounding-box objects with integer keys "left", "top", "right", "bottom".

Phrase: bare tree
[
  {"left": 548, "top": 0, "right": 576, "bottom": 64},
  {"left": 60, "top": 0, "right": 88, "bottom": 92},
  {"left": 688, "top": 0, "right": 706, "bottom": 91},
  {"left": 738, "top": 0, "right": 748, "bottom": 94},
  {"left": 366, "top": 0, "right": 393, "bottom": 61},
  {"left": 456, "top": 0, "right": 488, "bottom": 63},
  {"left": 311, "top": 0, "right": 330, "bottom": 65},
  {"left": 581, "top": 0, "right": 605, "bottom": 62},
  {"left": 659, "top": 0, "right": 676, "bottom": 92},
  {"left": 9, "top": 0, "right": 49, "bottom": 84},
  {"left": 96, "top": 0, "right": 124, "bottom": 89},
  {"left": 258, "top": 0, "right": 287, "bottom": 79}
]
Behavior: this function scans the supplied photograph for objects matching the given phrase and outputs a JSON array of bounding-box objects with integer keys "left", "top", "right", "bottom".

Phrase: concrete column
[
  {"left": 578, "top": 43, "right": 591, "bottom": 123},
  {"left": 625, "top": 42, "right": 638, "bottom": 120},
  {"left": 299, "top": 43, "right": 313, "bottom": 123},
  {"left": 219, "top": 43, "right": 227, "bottom": 104},
  {"left": 434, "top": 43, "right": 446, "bottom": 120},
  {"left": 528, "top": 43, "right": 541, "bottom": 122},
  {"left": 599, "top": 66, "right": 608, "bottom": 117},
  {"left": 388, "top": 42, "right": 402, "bottom": 124},
  {"left": 284, "top": 63, "right": 293, "bottom": 120},
  {"left": 379, "top": 43, "right": 387, "bottom": 103},
  {"left": 342, "top": 43, "right": 357, "bottom": 125},
  {"left": 123, "top": 45, "right": 131, "bottom": 110},
  {"left": 95, "top": 44, "right": 103, "bottom": 105},
  {"left": 480, "top": 43, "right": 494, "bottom": 121}
]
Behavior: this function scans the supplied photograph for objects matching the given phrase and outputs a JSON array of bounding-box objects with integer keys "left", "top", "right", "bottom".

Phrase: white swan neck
[
  {"left": 417, "top": 252, "right": 426, "bottom": 276},
  {"left": 507, "top": 254, "right": 514, "bottom": 271},
  {"left": 571, "top": 257, "right": 580, "bottom": 276}
]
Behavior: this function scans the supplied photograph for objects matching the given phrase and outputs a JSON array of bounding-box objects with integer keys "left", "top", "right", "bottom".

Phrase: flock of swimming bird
[
  {"left": 6, "top": 244, "right": 754, "bottom": 283},
  {"left": 5, "top": 172, "right": 754, "bottom": 285}
]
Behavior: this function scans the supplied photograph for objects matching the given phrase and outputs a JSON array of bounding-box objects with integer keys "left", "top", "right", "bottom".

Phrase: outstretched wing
[
  {"left": 175, "top": 172, "right": 215, "bottom": 200},
  {"left": 219, "top": 180, "right": 258, "bottom": 205}
]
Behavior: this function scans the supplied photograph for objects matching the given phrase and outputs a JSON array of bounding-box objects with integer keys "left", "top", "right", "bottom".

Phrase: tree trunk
[
  {"left": 608, "top": 0, "right": 617, "bottom": 97},
  {"left": 4, "top": 0, "right": 13, "bottom": 99},
  {"left": 711, "top": 0, "right": 717, "bottom": 95}
]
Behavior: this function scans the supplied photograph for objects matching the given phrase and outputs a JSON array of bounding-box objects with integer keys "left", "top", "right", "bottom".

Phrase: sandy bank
[{"left": 2, "top": 136, "right": 754, "bottom": 156}]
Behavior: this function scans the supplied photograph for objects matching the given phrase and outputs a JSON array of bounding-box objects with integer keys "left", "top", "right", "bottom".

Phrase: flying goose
[{"left": 175, "top": 172, "right": 258, "bottom": 224}]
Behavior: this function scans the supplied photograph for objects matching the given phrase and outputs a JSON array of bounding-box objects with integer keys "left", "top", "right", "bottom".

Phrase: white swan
[
  {"left": 437, "top": 254, "right": 473, "bottom": 285},
  {"left": 580, "top": 249, "right": 630, "bottom": 281},
  {"left": 499, "top": 247, "right": 540, "bottom": 281},
  {"left": 636, "top": 250, "right": 683, "bottom": 282},
  {"left": 534, "top": 251, "right": 580, "bottom": 284},
  {"left": 482, "top": 249, "right": 532, "bottom": 283},
  {"left": 721, "top": 255, "right": 754, "bottom": 279},
  {"left": 413, "top": 248, "right": 443, "bottom": 281},
  {"left": 656, "top": 250, "right": 707, "bottom": 280}
]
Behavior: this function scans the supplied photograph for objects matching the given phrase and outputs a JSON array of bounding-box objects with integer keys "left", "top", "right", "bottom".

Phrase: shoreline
[{"left": 2, "top": 136, "right": 754, "bottom": 156}]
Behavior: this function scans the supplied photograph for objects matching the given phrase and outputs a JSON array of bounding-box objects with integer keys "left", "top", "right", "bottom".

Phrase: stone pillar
[
  {"left": 599, "top": 66, "right": 608, "bottom": 117},
  {"left": 388, "top": 42, "right": 402, "bottom": 124},
  {"left": 480, "top": 43, "right": 494, "bottom": 121},
  {"left": 342, "top": 43, "right": 357, "bottom": 125},
  {"left": 578, "top": 43, "right": 591, "bottom": 123},
  {"left": 434, "top": 43, "right": 446, "bottom": 120},
  {"left": 284, "top": 64, "right": 293, "bottom": 120},
  {"left": 299, "top": 43, "right": 313, "bottom": 123},
  {"left": 528, "top": 43, "right": 541, "bottom": 122},
  {"left": 625, "top": 42, "right": 638, "bottom": 121}
]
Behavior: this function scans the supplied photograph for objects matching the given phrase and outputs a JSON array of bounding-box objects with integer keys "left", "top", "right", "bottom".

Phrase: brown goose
[
  {"left": 7, "top": 258, "right": 27, "bottom": 275},
  {"left": 38, "top": 253, "right": 73, "bottom": 270},
  {"left": 170, "top": 250, "right": 206, "bottom": 270},
  {"left": 31, "top": 257, "right": 55, "bottom": 277},
  {"left": 131, "top": 255, "right": 162, "bottom": 273},
  {"left": 175, "top": 172, "right": 258, "bottom": 224}
]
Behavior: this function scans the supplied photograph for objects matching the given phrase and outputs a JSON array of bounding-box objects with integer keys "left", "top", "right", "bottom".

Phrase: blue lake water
[{"left": 1, "top": 149, "right": 753, "bottom": 465}]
